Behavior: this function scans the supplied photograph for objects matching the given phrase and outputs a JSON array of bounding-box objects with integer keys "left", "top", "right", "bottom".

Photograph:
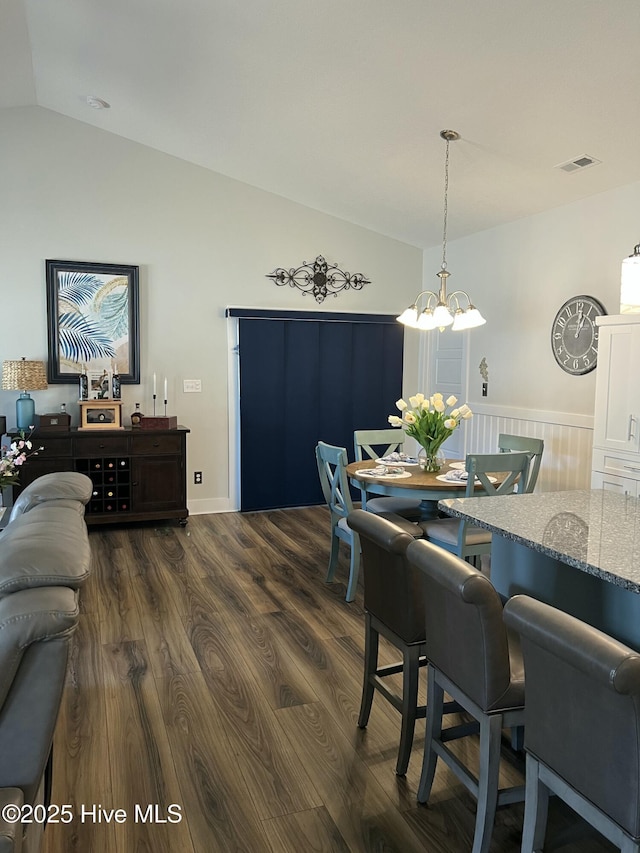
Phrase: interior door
[
  {"left": 427, "top": 327, "right": 467, "bottom": 459},
  {"left": 231, "top": 309, "right": 404, "bottom": 511}
]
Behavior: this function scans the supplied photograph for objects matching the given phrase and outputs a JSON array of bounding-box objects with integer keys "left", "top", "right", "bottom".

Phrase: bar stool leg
[
  {"left": 417, "top": 666, "right": 443, "bottom": 803},
  {"left": 521, "top": 755, "right": 549, "bottom": 853},
  {"left": 358, "top": 613, "right": 378, "bottom": 728},
  {"left": 396, "top": 644, "right": 420, "bottom": 776}
]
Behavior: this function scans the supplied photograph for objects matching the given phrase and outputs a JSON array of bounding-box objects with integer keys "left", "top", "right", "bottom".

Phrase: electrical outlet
[{"left": 194, "top": 471, "right": 202, "bottom": 484}]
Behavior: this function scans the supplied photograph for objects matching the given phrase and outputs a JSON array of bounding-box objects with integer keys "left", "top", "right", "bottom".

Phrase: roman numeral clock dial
[{"left": 551, "top": 295, "right": 607, "bottom": 375}]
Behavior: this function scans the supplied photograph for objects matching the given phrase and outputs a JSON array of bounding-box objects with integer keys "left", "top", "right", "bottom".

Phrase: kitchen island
[{"left": 438, "top": 489, "right": 640, "bottom": 649}]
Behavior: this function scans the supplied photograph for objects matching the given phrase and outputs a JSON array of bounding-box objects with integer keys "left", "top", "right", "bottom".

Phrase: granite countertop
[{"left": 438, "top": 489, "right": 640, "bottom": 593}]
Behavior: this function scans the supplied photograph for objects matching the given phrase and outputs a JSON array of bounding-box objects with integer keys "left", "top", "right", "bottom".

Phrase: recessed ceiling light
[{"left": 86, "top": 96, "right": 110, "bottom": 110}]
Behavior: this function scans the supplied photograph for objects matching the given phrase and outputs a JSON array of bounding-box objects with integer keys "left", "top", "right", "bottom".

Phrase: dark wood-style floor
[{"left": 43, "top": 507, "right": 615, "bottom": 853}]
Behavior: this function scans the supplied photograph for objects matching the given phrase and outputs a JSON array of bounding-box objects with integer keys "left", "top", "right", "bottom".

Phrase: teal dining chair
[
  {"left": 316, "top": 441, "right": 422, "bottom": 602},
  {"left": 316, "top": 441, "right": 361, "bottom": 601},
  {"left": 498, "top": 434, "right": 544, "bottom": 494},
  {"left": 421, "top": 452, "right": 531, "bottom": 564},
  {"left": 353, "top": 428, "right": 421, "bottom": 519}
]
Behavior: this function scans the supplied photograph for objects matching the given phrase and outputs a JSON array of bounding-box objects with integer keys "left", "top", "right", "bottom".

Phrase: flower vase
[{"left": 418, "top": 447, "right": 446, "bottom": 473}]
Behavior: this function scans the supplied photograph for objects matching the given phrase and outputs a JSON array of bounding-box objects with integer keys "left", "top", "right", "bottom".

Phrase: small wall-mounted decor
[
  {"left": 479, "top": 357, "right": 489, "bottom": 397},
  {"left": 266, "top": 255, "right": 370, "bottom": 304}
]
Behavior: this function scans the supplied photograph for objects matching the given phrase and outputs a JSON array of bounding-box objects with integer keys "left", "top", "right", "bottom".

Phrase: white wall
[
  {"left": 421, "top": 179, "right": 640, "bottom": 490},
  {"left": 0, "top": 106, "right": 423, "bottom": 512}
]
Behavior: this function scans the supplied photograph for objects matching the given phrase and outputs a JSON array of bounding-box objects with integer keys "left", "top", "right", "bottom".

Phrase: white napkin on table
[
  {"left": 378, "top": 452, "right": 419, "bottom": 464},
  {"left": 443, "top": 469, "right": 469, "bottom": 481}
]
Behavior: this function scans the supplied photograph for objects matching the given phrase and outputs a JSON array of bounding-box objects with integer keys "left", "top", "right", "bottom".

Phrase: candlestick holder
[
  {"left": 152, "top": 394, "right": 156, "bottom": 416},
  {"left": 164, "top": 399, "right": 168, "bottom": 416}
]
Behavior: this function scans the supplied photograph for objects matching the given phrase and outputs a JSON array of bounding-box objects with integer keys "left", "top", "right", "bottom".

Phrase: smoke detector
[
  {"left": 86, "top": 96, "right": 110, "bottom": 110},
  {"left": 554, "top": 154, "right": 601, "bottom": 174}
]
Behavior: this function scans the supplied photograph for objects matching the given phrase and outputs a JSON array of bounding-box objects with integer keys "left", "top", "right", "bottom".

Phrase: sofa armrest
[
  {"left": 0, "top": 788, "right": 23, "bottom": 853},
  {"left": 9, "top": 473, "right": 92, "bottom": 523}
]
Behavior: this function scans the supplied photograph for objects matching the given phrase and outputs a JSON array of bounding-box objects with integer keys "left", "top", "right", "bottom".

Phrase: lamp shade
[
  {"left": 432, "top": 303, "right": 454, "bottom": 327},
  {"left": 397, "top": 306, "right": 419, "bottom": 326},
  {"left": 2, "top": 359, "right": 48, "bottom": 391}
]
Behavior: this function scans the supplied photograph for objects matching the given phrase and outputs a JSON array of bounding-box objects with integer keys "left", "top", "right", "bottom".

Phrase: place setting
[
  {"left": 357, "top": 465, "right": 413, "bottom": 480},
  {"left": 436, "top": 466, "right": 497, "bottom": 484},
  {"left": 374, "top": 451, "right": 419, "bottom": 467}
]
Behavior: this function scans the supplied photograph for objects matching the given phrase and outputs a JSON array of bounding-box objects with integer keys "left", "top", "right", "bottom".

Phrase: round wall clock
[{"left": 551, "top": 295, "right": 607, "bottom": 375}]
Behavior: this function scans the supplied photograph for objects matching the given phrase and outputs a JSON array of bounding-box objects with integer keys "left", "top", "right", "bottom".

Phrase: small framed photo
[
  {"left": 46, "top": 259, "right": 140, "bottom": 385},
  {"left": 79, "top": 400, "right": 124, "bottom": 430},
  {"left": 87, "top": 369, "right": 111, "bottom": 400}
]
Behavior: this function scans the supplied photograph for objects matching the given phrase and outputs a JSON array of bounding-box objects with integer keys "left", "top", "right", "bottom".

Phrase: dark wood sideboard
[{"left": 12, "top": 426, "right": 190, "bottom": 526}]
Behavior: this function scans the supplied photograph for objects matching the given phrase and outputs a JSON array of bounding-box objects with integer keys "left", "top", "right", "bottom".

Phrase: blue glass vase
[{"left": 15, "top": 392, "right": 35, "bottom": 431}]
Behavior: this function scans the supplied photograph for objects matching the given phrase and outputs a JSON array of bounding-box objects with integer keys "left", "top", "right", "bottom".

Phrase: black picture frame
[{"left": 46, "top": 259, "right": 140, "bottom": 384}]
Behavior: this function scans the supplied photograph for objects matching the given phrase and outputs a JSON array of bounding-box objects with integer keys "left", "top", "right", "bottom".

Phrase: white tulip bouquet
[{"left": 388, "top": 392, "right": 472, "bottom": 471}]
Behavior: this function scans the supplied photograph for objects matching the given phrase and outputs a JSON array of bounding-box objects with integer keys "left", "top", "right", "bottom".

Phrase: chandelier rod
[{"left": 442, "top": 136, "right": 450, "bottom": 271}]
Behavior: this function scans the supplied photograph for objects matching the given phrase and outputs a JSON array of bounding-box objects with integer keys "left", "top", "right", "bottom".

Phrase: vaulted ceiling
[{"left": 3, "top": 0, "right": 640, "bottom": 247}]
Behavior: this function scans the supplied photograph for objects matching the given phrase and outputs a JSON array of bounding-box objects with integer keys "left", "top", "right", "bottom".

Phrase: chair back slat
[
  {"left": 316, "top": 441, "right": 353, "bottom": 519},
  {"left": 498, "top": 434, "right": 544, "bottom": 493},
  {"left": 354, "top": 428, "right": 405, "bottom": 462},
  {"left": 465, "top": 451, "right": 531, "bottom": 497}
]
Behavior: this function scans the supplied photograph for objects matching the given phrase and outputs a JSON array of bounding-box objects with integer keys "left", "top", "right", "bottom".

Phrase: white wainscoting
[{"left": 463, "top": 403, "right": 594, "bottom": 493}]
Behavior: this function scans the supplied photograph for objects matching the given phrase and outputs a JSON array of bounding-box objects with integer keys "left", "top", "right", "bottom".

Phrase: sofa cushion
[{"left": 0, "top": 509, "right": 91, "bottom": 594}]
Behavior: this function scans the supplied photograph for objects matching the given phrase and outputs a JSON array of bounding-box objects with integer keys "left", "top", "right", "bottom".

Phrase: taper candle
[
  {"left": 153, "top": 373, "right": 157, "bottom": 395},
  {"left": 164, "top": 377, "right": 168, "bottom": 401}
]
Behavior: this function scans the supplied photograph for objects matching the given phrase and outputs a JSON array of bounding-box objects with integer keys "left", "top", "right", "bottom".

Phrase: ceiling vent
[{"left": 555, "top": 154, "right": 601, "bottom": 173}]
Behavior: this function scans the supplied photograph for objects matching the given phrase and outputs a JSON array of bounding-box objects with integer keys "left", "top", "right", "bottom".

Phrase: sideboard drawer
[
  {"left": 74, "top": 435, "right": 131, "bottom": 456},
  {"left": 132, "top": 433, "right": 183, "bottom": 455},
  {"left": 34, "top": 436, "right": 74, "bottom": 457}
]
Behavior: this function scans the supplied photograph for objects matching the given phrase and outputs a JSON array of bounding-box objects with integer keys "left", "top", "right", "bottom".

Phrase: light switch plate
[{"left": 183, "top": 379, "right": 202, "bottom": 393}]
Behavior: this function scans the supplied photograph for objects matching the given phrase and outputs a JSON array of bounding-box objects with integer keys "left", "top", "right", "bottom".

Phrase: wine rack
[{"left": 75, "top": 456, "right": 131, "bottom": 515}]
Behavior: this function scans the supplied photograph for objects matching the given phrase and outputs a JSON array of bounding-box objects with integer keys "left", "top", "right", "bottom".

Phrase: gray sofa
[{"left": 0, "top": 473, "right": 92, "bottom": 853}]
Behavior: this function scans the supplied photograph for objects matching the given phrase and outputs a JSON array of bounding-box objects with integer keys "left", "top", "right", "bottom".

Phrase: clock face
[{"left": 551, "top": 295, "right": 607, "bottom": 375}]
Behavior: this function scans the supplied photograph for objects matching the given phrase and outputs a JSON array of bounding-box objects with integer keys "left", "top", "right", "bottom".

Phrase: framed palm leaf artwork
[{"left": 46, "top": 260, "right": 140, "bottom": 384}]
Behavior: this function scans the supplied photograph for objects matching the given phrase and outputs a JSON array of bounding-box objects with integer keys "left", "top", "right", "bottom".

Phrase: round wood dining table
[{"left": 346, "top": 458, "right": 488, "bottom": 520}]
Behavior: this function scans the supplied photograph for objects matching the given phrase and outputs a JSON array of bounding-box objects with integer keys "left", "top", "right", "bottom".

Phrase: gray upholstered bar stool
[
  {"left": 347, "top": 509, "right": 458, "bottom": 776},
  {"left": 406, "top": 538, "right": 525, "bottom": 853},
  {"left": 504, "top": 594, "right": 640, "bottom": 853}
]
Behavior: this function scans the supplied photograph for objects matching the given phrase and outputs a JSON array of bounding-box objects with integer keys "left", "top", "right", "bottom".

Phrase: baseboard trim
[{"left": 187, "top": 497, "right": 235, "bottom": 515}]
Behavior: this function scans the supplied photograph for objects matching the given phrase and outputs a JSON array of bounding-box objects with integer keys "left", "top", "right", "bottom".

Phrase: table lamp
[{"left": 2, "top": 358, "right": 48, "bottom": 430}]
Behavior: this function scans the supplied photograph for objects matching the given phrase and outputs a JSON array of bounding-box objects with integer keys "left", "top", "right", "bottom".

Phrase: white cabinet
[
  {"left": 591, "top": 469, "right": 640, "bottom": 497},
  {"left": 592, "top": 316, "right": 640, "bottom": 492}
]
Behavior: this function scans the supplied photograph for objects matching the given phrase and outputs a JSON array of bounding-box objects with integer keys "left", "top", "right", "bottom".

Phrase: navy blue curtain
[{"left": 232, "top": 310, "right": 404, "bottom": 511}]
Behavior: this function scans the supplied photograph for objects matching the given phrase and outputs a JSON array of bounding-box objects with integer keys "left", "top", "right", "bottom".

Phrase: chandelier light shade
[
  {"left": 621, "top": 242, "right": 640, "bottom": 314},
  {"left": 397, "top": 130, "right": 486, "bottom": 332},
  {"left": 2, "top": 358, "right": 48, "bottom": 430}
]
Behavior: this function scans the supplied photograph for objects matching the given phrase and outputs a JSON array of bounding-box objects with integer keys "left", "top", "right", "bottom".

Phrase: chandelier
[{"left": 397, "top": 130, "right": 486, "bottom": 332}]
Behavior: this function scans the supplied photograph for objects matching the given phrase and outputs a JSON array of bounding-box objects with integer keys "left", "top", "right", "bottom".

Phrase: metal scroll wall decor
[{"left": 266, "top": 255, "right": 370, "bottom": 304}]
